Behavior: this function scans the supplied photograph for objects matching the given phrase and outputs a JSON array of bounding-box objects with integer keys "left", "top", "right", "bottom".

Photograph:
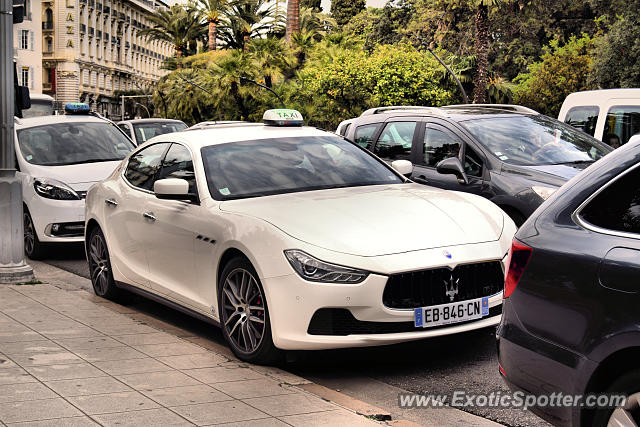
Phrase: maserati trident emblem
[{"left": 444, "top": 274, "right": 459, "bottom": 302}]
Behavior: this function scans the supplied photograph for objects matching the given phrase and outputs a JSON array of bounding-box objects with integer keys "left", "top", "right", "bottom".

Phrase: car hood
[
  {"left": 219, "top": 184, "right": 504, "bottom": 257},
  {"left": 24, "top": 161, "right": 122, "bottom": 191}
]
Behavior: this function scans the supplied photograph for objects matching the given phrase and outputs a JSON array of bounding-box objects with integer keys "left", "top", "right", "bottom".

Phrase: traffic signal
[{"left": 13, "top": 0, "right": 24, "bottom": 23}]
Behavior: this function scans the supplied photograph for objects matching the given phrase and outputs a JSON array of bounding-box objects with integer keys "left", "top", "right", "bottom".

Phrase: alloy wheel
[
  {"left": 609, "top": 392, "right": 640, "bottom": 426},
  {"left": 89, "top": 232, "right": 111, "bottom": 296},
  {"left": 221, "top": 268, "right": 266, "bottom": 354},
  {"left": 23, "top": 212, "right": 35, "bottom": 256}
]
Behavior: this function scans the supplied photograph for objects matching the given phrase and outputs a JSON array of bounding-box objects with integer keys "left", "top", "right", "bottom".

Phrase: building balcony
[{"left": 42, "top": 21, "right": 54, "bottom": 30}]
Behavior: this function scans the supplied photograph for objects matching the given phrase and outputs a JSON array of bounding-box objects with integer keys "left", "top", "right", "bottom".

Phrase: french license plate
[{"left": 414, "top": 297, "right": 489, "bottom": 328}]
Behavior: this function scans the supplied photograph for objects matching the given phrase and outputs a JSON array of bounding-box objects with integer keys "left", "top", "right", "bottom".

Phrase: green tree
[
  {"left": 590, "top": 7, "right": 640, "bottom": 88},
  {"left": 218, "top": 0, "right": 283, "bottom": 50},
  {"left": 514, "top": 35, "right": 596, "bottom": 117},
  {"left": 300, "top": 0, "right": 321, "bottom": 12},
  {"left": 330, "top": 0, "right": 366, "bottom": 27},
  {"left": 140, "top": 5, "right": 205, "bottom": 62}
]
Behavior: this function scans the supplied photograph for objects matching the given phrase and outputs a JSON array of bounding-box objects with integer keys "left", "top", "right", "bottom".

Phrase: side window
[
  {"left": 605, "top": 106, "right": 640, "bottom": 146},
  {"left": 564, "top": 106, "right": 599, "bottom": 137},
  {"left": 353, "top": 124, "right": 379, "bottom": 150},
  {"left": 464, "top": 145, "right": 483, "bottom": 177},
  {"left": 124, "top": 143, "right": 169, "bottom": 191},
  {"left": 339, "top": 122, "right": 351, "bottom": 137},
  {"left": 156, "top": 143, "right": 197, "bottom": 194},
  {"left": 580, "top": 165, "right": 640, "bottom": 235},
  {"left": 422, "top": 126, "right": 461, "bottom": 167},
  {"left": 374, "top": 122, "right": 416, "bottom": 161}
]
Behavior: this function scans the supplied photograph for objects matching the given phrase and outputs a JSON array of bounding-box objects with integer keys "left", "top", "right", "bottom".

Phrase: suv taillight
[{"left": 504, "top": 239, "right": 532, "bottom": 298}]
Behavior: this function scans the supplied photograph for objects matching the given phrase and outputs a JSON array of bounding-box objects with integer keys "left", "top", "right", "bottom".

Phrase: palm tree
[
  {"left": 197, "top": 0, "right": 227, "bottom": 51},
  {"left": 140, "top": 5, "right": 205, "bottom": 65},
  {"left": 247, "top": 38, "right": 293, "bottom": 87},
  {"left": 470, "top": 0, "right": 508, "bottom": 103},
  {"left": 286, "top": 0, "right": 299, "bottom": 41},
  {"left": 218, "top": 0, "right": 283, "bottom": 51}
]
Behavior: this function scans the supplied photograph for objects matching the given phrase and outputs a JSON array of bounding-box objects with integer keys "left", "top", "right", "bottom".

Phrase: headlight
[
  {"left": 33, "top": 178, "right": 80, "bottom": 200},
  {"left": 531, "top": 185, "right": 556, "bottom": 200},
  {"left": 284, "top": 250, "right": 369, "bottom": 284}
]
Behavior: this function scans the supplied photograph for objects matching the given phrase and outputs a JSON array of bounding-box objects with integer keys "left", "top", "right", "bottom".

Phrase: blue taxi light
[
  {"left": 64, "top": 103, "right": 91, "bottom": 114},
  {"left": 263, "top": 109, "right": 304, "bottom": 127}
]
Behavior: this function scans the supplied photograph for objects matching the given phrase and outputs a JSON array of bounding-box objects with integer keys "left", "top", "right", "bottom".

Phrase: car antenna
[{"left": 238, "top": 76, "right": 286, "bottom": 109}]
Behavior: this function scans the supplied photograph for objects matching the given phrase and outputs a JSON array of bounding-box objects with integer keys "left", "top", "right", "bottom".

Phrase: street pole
[
  {"left": 121, "top": 95, "right": 125, "bottom": 121},
  {"left": 0, "top": 0, "right": 34, "bottom": 284}
]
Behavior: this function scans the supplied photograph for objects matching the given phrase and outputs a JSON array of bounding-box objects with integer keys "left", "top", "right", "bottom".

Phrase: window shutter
[
  {"left": 30, "top": 31, "right": 34, "bottom": 51},
  {"left": 17, "top": 30, "right": 20, "bottom": 49},
  {"left": 29, "top": 67, "right": 34, "bottom": 89}
]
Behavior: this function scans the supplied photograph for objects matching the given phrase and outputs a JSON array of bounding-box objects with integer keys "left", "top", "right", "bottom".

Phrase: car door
[
  {"left": 412, "top": 122, "right": 487, "bottom": 194},
  {"left": 143, "top": 142, "right": 210, "bottom": 313},
  {"left": 106, "top": 142, "right": 170, "bottom": 288}
]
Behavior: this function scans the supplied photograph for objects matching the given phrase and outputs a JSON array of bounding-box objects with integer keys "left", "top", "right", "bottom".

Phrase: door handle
[
  {"left": 142, "top": 212, "right": 156, "bottom": 221},
  {"left": 104, "top": 198, "right": 118, "bottom": 207}
]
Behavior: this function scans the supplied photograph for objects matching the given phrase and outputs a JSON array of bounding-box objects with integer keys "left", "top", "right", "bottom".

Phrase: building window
[
  {"left": 21, "top": 30, "right": 29, "bottom": 49},
  {"left": 21, "top": 67, "right": 29, "bottom": 87},
  {"left": 45, "top": 37, "right": 53, "bottom": 53}
]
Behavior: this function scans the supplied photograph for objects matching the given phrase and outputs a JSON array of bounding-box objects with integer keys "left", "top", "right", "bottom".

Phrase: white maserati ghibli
[{"left": 85, "top": 109, "right": 516, "bottom": 363}]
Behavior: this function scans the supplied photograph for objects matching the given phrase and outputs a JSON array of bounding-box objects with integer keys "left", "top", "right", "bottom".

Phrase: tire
[
  {"left": 218, "top": 256, "right": 281, "bottom": 364},
  {"left": 23, "top": 208, "right": 47, "bottom": 260},
  {"left": 592, "top": 369, "right": 640, "bottom": 427},
  {"left": 87, "top": 227, "right": 122, "bottom": 301}
]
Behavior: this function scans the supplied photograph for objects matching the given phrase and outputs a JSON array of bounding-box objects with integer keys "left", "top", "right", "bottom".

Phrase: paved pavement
[
  {"left": 39, "top": 250, "right": 547, "bottom": 427},
  {"left": 0, "top": 263, "right": 384, "bottom": 427}
]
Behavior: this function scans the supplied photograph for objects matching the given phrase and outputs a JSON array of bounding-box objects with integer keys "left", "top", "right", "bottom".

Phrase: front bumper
[
  {"left": 26, "top": 194, "right": 85, "bottom": 243},
  {"left": 264, "top": 271, "right": 503, "bottom": 351}
]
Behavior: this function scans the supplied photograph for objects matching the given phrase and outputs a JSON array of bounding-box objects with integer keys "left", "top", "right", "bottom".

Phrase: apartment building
[
  {"left": 42, "top": 0, "right": 173, "bottom": 119},
  {"left": 14, "top": 0, "right": 43, "bottom": 94}
]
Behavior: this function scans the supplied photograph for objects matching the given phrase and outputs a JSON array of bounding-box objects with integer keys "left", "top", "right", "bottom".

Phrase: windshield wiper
[
  {"left": 56, "top": 158, "right": 123, "bottom": 166},
  {"left": 548, "top": 160, "right": 595, "bottom": 166}
]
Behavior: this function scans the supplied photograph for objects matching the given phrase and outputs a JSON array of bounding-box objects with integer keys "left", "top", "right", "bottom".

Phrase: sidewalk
[{"left": 0, "top": 262, "right": 382, "bottom": 426}]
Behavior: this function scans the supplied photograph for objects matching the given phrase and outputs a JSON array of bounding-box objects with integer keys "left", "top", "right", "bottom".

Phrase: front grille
[
  {"left": 383, "top": 261, "right": 504, "bottom": 309},
  {"left": 307, "top": 306, "right": 502, "bottom": 336}
]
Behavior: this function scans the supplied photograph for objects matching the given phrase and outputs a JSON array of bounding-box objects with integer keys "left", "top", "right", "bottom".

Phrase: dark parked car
[
  {"left": 338, "top": 105, "right": 613, "bottom": 225},
  {"left": 117, "top": 118, "right": 187, "bottom": 146},
  {"left": 497, "top": 138, "right": 640, "bottom": 426}
]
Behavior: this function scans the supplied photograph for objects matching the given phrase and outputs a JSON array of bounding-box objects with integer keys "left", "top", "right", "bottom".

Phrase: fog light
[{"left": 52, "top": 224, "right": 60, "bottom": 232}]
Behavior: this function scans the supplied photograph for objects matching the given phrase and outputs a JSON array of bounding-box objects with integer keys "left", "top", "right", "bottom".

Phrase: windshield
[
  {"left": 461, "top": 115, "right": 611, "bottom": 166},
  {"left": 202, "top": 136, "right": 403, "bottom": 200},
  {"left": 133, "top": 122, "right": 187, "bottom": 143},
  {"left": 17, "top": 121, "right": 135, "bottom": 166}
]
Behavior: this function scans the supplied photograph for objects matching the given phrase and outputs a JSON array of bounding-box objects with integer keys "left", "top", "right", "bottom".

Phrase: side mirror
[
  {"left": 154, "top": 178, "right": 198, "bottom": 203},
  {"left": 436, "top": 157, "right": 469, "bottom": 185},
  {"left": 391, "top": 159, "right": 413, "bottom": 178}
]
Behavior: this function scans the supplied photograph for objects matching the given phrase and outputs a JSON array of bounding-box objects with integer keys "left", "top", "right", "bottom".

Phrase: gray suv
[{"left": 338, "top": 105, "right": 612, "bottom": 225}]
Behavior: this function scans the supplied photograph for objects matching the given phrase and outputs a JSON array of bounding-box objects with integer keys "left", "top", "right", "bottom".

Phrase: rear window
[
  {"left": 605, "top": 106, "right": 640, "bottom": 146},
  {"left": 564, "top": 106, "right": 599, "bottom": 136},
  {"left": 133, "top": 121, "right": 187, "bottom": 143}
]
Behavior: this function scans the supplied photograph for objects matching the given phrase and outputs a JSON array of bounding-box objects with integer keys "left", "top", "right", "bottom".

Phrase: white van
[
  {"left": 23, "top": 94, "right": 56, "bottom": 118},
  {"left": 558, "top": 89, "right": 640, "bottom": 147}
]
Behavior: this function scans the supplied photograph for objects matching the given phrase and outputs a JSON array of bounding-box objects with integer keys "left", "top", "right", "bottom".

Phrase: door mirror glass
[
  {"left": 154, "top": 178, "right": 197, "bottom": 202},
  {"left": 436, "top": 157, "right": 469, "bottom": 185},
  {"left": 391, "top": 159, "right": 413, "bottom": 177}
]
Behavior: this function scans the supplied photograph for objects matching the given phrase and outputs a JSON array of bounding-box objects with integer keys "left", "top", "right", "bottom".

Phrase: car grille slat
[{"left": 382, "top": 261, "right": 504, "bottom": 309}]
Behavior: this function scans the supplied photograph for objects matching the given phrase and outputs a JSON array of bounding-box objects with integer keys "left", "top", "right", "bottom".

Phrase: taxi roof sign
[
  {"left": 64, "top": 103, "right": 91, "bottom": 114},
  {"left": 263, "top": 109, "right": 304, "bottom": 127}
]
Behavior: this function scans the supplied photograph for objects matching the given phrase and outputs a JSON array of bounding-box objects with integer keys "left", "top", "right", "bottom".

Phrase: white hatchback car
[
  {"left": 16, "top": 105, "right": 135, "bottom": 259},
  {"left": 85, "top": 109, "right": 516, "bottom": 363}
]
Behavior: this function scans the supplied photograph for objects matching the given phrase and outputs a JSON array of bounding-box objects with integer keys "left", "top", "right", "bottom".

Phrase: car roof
[
  {"left": 147, "top": 123, "right": 334, "bottom": 149},
  {"left": 563, "top": 89, "right": 640, "bottom": 104},
  {"left": 15, "top": 114, "right": 108, "bottom": 129},
  {"left": 118, "top": 118, "right": 186, "bottom": 125},
  {"left": 355, "top": 104, "right": 538, "bottom": 122}
]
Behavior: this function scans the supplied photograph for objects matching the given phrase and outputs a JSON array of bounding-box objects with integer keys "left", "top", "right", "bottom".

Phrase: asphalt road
[{"left": 40, "top": 244, "right": 548, "bottom": 427}]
